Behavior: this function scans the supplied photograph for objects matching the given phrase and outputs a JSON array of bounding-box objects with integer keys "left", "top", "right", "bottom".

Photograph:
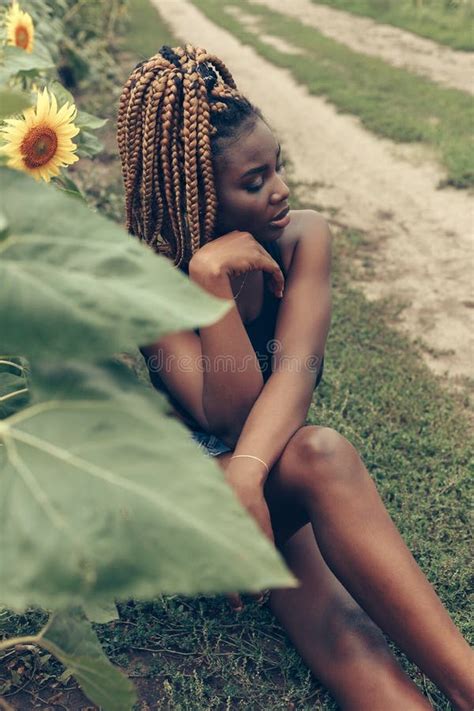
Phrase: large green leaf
[
  {"left": 0, "top": 45, "right": 55, "bottom": 83},
  {"left": 0, "top": 169, "right": 232, "bottom": 360},
  {"left": 0, "top": 360, "right": 294, "bottom": 609},
  {"left": 39, "top": 608, "right": 136, "bottom": 711}
]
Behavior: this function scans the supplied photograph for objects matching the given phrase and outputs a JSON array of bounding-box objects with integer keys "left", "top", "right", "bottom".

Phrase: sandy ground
[
  {"left": 250, "top": 0, "right": 474, "bottom": 95},
  {"left": 153, "top": 0, "right": 474, "bottom": 387}
]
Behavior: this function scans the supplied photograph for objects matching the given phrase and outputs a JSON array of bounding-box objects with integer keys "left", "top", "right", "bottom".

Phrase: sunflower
[
  {"left": 5, "top": 1, "right": 34, "bottom": 53},
  {"left": 0, "top": 87, "right": 80, "bottom": 182}
]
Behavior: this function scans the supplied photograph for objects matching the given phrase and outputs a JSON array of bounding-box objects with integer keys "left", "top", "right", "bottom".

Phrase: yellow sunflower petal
[
  {"left": 49, "top": 91, "right": 58, "bottom": 118},
  {"left": 36, "top": 88, "right": 50, "bottom": 122},
  {"left": 54, "top": 103, "right": 72, "bottom": 124}
]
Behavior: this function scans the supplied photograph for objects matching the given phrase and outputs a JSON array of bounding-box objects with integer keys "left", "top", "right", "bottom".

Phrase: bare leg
[
  {"left": 272, "top": 427, "right": 474, "bottom": 710},
  {"left": 272, "top": 525, "right": 433, "bottom": 710},
  {"left": 216, "top": 451, "right": 434, "bottom": 710}
]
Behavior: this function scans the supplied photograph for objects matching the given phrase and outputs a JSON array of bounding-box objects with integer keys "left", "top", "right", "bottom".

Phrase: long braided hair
[{"left": 117, "top": 44, "right": 263, "bottom": 272}]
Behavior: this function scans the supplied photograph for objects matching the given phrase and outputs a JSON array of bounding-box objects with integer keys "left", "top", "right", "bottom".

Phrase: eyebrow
[{"left": 240, "top": 143, "right": 281, "bottom": 179}]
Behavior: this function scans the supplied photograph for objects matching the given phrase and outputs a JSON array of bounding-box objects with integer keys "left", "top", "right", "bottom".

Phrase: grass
[
  {"left": 124, "top": 0, "right": 176, "bottom": 59},
  {"left": 193, "top": 0, "right": 474, "bottom": 189},
  {"left": 1, "top": 0, "right": 472, "bottom": 709},
  {"left": 311, "top": 0, "right": 474, "bottom": 51}
]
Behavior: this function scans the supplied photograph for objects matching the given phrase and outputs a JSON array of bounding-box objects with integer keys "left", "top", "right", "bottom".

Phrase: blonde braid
[
  {"left": 122, "top": 55, "right": 175, "bottom": 233},
  {"left": 160, "top": 71, "right": 183, "bottom": 262},
  {"left": 124, "top": 70, "right": 156, "bottom": 232},
  {"left": 201, "top": 52, "right": 237, "bottom": 89},
  {"left": 181, "top": 67, "right": 201, "bottom": 254},
  {"left": 169, "top": 88, "right": 186, "bottom": 263},
  {"left": 117, "top": 72, "right": 134, "bottom": 186},
  {"left": 196, "top": 77, "right": 217, "bottom": 242},
  {"left": 141, "top": 75, "right": 167, "bottom": 243}
]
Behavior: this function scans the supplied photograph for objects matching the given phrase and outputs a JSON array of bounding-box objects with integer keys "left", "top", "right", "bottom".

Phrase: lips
[{"left": 270, "top": 206, "right": 290, "bottom": 223}]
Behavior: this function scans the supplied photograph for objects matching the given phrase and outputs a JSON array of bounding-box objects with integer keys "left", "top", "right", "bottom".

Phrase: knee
[
  {"left": 287, "top": 425, "right": 363, "bottom": 495},
  {"left": 293, "top": 425, "right": 354, "bottom": 461}
]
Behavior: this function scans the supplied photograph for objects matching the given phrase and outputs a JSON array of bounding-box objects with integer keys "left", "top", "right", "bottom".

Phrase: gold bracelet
[{"left": 230, "top": 454, "right": 270, "bottom": 474}]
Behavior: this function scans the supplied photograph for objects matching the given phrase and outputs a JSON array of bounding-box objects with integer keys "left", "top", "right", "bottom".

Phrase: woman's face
[{"left": 212, "top": 118, "right": 290, "bottom": 243}]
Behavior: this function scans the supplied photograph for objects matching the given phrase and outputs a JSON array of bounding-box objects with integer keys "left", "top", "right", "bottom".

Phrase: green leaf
[
  {"left": 82, "top": 600, "right": 119, "bottom": 624},
  {"left": 39, "top": 608, "right": 136, "bottom": 711},
  {"left": 0, "top": 168, "right": 232, "bottom": 361},
  {"left": 0, "top": 360, "right": 294, "bottom": 609},
  {"left": 0, "top": 45, "right": 55, "bottom": 84},
  {"left": 75, "top": 128, "right": 104, "bottom": 158},
  {"left": 52, "top": 173, "right": 86, "bottom": 201},
  {"left": 0, "top": 89, "right": 33, "bottom": 119},
  {"left": 48, "top": 80, "right": 74, "bottom": 107},
  {"left": 75, "top": 110, "right": 108, "bottom": 131}
]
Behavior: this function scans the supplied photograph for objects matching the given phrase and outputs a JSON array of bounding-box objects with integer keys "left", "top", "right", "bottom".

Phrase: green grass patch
[
  {"left": 311, "top": 0, "right": 474, "bottom": 51},
  {"left": 193, "top": 0, "right": 474, "bottom": 188}
]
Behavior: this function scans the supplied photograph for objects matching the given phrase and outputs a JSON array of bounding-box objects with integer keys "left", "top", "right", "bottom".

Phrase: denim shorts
[{"left": 190, "top": 429, "right": 232, "bottom": 457}]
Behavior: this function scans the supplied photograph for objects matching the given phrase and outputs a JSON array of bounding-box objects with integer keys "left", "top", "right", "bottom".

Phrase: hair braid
[
  {"left": 124, "top": 70, "right": 156, "bottom": 231},
  {"left": 160, "top": 71, "right": 184, "bottom": 257},
  {"left": 182, "top": 69, "right": 201, "bottom": 254},
  {"left": 169, "top": 78, "right": 186, "bottom": 261},
  {"left": 117, "top": 44, "right": 263, "bottom": 271},
  {"left": 141, "top": 74, "right": 167, "bottom": 243},
  {"left": 196, "top": 78, "right": 217, "bottom": 242},
  {"left": 200, "top": 52, "right": 237, "bottom": 89}
]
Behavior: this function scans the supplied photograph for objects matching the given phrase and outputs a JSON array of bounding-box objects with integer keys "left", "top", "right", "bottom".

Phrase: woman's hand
[
  {"left": 189, "top": 230, "right": 285, "bottom": 299},
  {"left": 222, "top": 458, "right": 274, "bottom": 612}
]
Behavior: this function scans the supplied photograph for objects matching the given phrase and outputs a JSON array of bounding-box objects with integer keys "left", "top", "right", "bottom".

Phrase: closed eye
[{"left": 245, "top": 161, "right": 285, "bottom": 193}]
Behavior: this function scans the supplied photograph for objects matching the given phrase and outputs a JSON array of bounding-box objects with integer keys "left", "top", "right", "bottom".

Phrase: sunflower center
[
  {"left": 15, "top": 25, "right": 29, "bottom": 50},
  {"left": 21, "top": 126, "right": 58, "bottom": 168}
]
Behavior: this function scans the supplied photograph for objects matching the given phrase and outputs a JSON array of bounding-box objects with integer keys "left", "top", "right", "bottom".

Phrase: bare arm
[
  {"left": 185, "top": 229, "right": 285, "bottom": 439},
  {"left": 227, "top": 212, "right": 332, "bottom": 468},
  {"left": 187, "top": 264, "right": 265, "bottom": 438}
]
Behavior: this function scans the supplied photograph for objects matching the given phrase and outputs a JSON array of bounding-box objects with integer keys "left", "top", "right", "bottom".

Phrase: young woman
[{"left": 117, "top": 45, "right": 473, "bottom": 710}]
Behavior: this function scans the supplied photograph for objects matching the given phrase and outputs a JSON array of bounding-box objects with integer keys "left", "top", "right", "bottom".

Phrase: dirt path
[
  {"left": 154, "top": 0, "right": 473, "bottom": 385},
  {"left": 250, "top": 0, "right": 474, "bottom": 95}
]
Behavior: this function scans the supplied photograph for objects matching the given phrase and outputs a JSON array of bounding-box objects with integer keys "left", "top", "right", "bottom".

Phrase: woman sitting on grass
[{"left": 117, "top": 44, "right": 473, "bottom": 710}]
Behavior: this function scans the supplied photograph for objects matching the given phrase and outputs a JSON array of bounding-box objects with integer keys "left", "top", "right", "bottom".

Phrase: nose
[{"left": 270, "top": 171, "right": 290, "bottom": 204}]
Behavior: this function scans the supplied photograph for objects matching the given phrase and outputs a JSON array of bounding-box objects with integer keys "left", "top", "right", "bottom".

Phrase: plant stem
[{"left": 0, "top": 634, "right": 39, "bottom": 652}]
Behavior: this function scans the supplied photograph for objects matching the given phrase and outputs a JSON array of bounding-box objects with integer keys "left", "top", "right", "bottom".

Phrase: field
[{"left": 0, "top": 1, "right": 472, "bottom": 709}]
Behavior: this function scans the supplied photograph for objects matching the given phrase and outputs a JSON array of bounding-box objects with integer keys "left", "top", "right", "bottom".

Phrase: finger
[
  {"left": 226, "top": 592, "right": 243, "bottom": 612},
  {"left": 263, "top": 266, "right": 285, "bottom": 298},
  {"left": 268, "top": 265, "right": 285, "bottom": 298}
]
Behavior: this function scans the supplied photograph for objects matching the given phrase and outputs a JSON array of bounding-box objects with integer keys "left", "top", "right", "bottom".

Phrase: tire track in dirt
[
  {"left": 251, "top": 0, "right": 474, "bottom": 95},
  {"left": 153, "top": 0, "right": 474, "bottom": 384}
]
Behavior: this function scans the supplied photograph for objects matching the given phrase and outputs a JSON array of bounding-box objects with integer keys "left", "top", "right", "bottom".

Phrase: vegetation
[
  {"left": 311, "top": 0, "right": 474, "bottom": 51},
  {"left": 0, "top": 2, "right": 290, "bottom": 709},
  {"left": 194, "top": 0, "right": 474, "bottom": 189}
]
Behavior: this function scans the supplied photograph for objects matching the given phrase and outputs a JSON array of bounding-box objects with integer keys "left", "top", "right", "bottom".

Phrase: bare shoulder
[{"left": 278, "top": 209, "right": 331, "bottom": 273}]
